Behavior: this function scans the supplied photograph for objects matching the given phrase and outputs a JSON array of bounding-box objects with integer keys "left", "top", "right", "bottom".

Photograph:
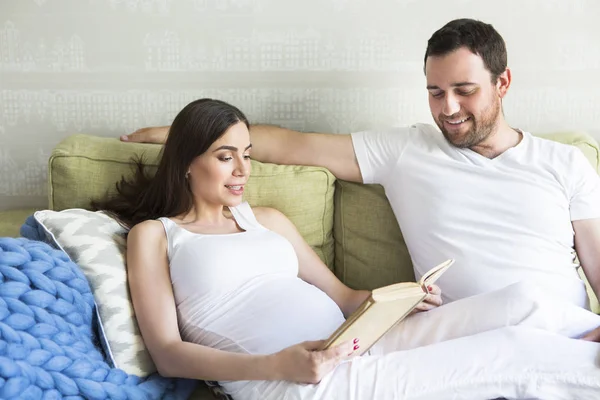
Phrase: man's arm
[
  {"left": 249, "top": 125, "right": 362, "bottom": 182},
  {"left": 572, "top": 218, "right": 600, "bottom": 302},
  {"left": 122, "top": 124, "right": 363, "bottom": 183}
]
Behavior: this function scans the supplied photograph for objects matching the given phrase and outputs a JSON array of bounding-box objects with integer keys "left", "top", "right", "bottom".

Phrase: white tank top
[{"left": 158, "top": 202, "right": 345, "bottom": 387}]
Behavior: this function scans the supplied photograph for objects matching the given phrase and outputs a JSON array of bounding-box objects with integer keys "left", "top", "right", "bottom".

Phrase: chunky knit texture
[{"left": 0, "top": 237, "right": 197, "bottom": 400}]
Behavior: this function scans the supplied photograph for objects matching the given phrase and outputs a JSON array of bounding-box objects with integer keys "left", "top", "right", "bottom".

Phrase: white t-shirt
[{"left": 351, "top": 123, "right": 600, "bottom": 308}]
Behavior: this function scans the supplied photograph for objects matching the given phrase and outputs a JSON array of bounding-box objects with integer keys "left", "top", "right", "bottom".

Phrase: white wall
[{"left": 1, "top": 0, "right": 599, "bottom": 210}]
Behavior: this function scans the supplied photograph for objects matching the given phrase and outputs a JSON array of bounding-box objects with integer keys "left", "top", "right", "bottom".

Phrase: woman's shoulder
[
  {"left": 128, "top": 219, "right": 167, "bottom": 242},
  {"left": 251, "top": 206, "right": 285, "bottom": 222},
  {"left": 126, "top": 220, "right": 169, "bottom": 270},
  {"left": 250, "top": 206, "right": 295, "bottom": 234}
]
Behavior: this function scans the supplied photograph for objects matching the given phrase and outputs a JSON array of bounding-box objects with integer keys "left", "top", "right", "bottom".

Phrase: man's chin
[
  {"left": 436, "top": 122, "right": 469, "bottom": 147},
  {"left": 441, "top": 130, "right": 472, "bottom": 149}
]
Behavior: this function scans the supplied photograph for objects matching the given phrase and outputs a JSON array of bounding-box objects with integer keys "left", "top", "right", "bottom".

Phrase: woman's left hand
[{"left": 413, "top": 284, "right": 443, "bottom": 313}]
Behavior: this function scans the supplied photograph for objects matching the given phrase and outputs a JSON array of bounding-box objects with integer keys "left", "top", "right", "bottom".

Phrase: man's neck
[{"left": 469, "top": 121, "right": 522, "bottom": 159}]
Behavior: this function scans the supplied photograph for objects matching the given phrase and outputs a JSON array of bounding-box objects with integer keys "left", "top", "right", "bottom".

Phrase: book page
[{"left": 418, "top": 259, "right": 454, "bottom": 289}]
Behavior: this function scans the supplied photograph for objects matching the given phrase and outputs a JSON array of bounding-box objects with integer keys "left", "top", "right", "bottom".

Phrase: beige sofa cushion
[{"left": 334, "top": 131, "right": 600, "bottom": 313}]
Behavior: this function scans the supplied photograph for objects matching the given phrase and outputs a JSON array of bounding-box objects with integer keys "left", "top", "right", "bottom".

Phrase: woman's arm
[
  {"left": 254, "top": 207, "right": 371, "bottom": 317},
  {"left": 127, "top": 220, "right": 355, "bottom": 383}
]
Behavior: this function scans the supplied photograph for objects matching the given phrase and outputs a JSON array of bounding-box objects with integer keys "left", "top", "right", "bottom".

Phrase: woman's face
[{"left": 187, "top": 121, "right": 252, "bottom": 208}]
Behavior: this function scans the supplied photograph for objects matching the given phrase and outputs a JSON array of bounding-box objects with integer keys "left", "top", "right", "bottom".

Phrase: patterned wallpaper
[{"left": 1, "top": 0, "right": 599, "bottom": 210}]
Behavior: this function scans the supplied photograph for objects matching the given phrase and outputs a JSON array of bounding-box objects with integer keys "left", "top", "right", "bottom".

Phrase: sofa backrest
[{"left": 48, "top": 134, "right": 336, "bottom": 267}]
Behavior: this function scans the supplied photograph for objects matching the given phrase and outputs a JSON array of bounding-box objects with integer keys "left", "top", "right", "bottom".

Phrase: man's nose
[{"left": 442, "top": 94, "right": 460, "bottom": 116}]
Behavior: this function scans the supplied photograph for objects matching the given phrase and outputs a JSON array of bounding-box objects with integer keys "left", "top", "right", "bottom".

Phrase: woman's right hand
[{"left": 268, "top": 339, "right": 359, "bottom": 384}]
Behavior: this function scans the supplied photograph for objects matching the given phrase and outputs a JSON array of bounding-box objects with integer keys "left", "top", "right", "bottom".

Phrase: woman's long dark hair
[{"left": 92, "top": 98, "right": 249, "bottom": 228}]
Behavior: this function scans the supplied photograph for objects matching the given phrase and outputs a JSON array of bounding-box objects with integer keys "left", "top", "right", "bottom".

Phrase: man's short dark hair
[{"left": 424, "top": 18, "right": 507, "bottom": 83}]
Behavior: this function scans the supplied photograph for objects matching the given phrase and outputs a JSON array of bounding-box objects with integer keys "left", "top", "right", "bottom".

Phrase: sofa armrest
[{"left": 0, "top": 208, "right": 41, "bottom": 238}]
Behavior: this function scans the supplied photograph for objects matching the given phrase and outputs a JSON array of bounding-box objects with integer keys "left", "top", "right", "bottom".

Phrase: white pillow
[{"left": 34, "top": 208, "right": 156, "bottom": 377}]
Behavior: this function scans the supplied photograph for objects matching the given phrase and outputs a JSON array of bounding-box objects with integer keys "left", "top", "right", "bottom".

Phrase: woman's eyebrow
[{"left": 213, "top": 144, "right": 252, "bottom": 152}]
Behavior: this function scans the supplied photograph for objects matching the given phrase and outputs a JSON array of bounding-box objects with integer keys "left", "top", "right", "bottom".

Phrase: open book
[{"left": 321, "top": 259, "right": 454, "bottom": 355}]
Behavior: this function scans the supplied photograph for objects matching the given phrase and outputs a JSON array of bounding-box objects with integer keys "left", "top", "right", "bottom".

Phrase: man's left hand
[{"left": 582, "top": 326, "right": 600, "bottom": 342}]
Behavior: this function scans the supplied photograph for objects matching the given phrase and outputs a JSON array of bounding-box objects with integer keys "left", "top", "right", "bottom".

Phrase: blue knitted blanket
[{"left": 0, "top": 237, "right": 197, "bottom": 400}]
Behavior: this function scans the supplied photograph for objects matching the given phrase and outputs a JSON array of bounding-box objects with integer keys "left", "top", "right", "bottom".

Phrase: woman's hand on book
[
  {"left": 267, "top": 339, "right": 359, "bottom": 384},
  {"left": 413, "top": 284, "right": 443, "bottom": 313}
]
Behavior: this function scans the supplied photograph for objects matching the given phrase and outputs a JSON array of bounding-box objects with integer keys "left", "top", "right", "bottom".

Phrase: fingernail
[
  {"left": 427, "top": 286, "right": 433, "bottom": 291},
  {"left": 353, "top": 345, "right": 360, "bottom": 351},
  {"left": 120, "top": 135, "right": 128, "bottom": 141},
  {"left": 353, "top": 338, "right": 359, "bottom": 344}
]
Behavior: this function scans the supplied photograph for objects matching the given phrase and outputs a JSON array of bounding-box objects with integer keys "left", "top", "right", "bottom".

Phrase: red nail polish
[
  {"left": 427, "top": 286, "right": 433, "bottom": 291},
  {"left": 353, "top": 338, "right": 359, "bottom": 344},
  {"left": 353, "top": 345, "right": 360, "bottom": 350}
]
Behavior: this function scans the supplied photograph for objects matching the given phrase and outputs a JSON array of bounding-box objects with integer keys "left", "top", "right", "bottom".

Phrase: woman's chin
[{"left": 223, "top": 196, "right": 245, "bottom": 207}]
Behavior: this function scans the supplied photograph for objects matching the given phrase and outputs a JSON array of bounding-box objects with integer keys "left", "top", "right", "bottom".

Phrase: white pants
[{"left": 231, "top": 282, "right": 600, "bottom": 400}]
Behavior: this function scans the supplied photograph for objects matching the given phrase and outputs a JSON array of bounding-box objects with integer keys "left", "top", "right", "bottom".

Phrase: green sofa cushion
[
  {"left": 48, "top": 134, "right": 335, "bottom": 268},
  {"left": 334, "top": 131, "right": 600, "bottom": 313}
]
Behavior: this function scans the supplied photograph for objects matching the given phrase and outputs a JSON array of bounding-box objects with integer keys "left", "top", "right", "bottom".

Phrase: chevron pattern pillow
[{"left": 33, "top": 208, "right": 155, "bottom": 377}]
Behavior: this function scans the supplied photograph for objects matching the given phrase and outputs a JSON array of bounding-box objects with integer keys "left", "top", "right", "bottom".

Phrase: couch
[{"left": 1, "top": 131, "right": 599, "bottom": 399}]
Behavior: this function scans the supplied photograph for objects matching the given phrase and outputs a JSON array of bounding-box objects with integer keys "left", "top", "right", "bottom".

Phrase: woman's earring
[{"left": 185, "top": 171, "right": 190, "bottom": 178}]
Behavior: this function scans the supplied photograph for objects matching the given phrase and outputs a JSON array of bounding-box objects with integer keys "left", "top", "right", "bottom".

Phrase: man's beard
[{"left": 436, "top": 96, "right": 501, "bottom": 149}]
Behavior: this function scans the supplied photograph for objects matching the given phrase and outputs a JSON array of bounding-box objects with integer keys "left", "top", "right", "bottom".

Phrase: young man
[{"left": 123, "top": 19, "right": 600, "bottom": 337}]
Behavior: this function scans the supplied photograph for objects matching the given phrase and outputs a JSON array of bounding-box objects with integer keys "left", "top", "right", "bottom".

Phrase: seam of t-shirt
[{"left": 350, "top": 131, "right": 372, "bottom": 183}]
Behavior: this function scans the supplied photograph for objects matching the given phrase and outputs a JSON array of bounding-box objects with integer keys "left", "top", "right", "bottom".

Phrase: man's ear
[{"left": 497, "top": 67, "right": 511, "bottom": 99}]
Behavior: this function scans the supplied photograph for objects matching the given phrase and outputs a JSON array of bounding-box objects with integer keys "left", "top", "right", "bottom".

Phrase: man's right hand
[
  {"left": 267, "top": 339, "right": 359, "bottom": 384},
  {"left": 121, "top": 126, "right": 170, "bottom": 144}
]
